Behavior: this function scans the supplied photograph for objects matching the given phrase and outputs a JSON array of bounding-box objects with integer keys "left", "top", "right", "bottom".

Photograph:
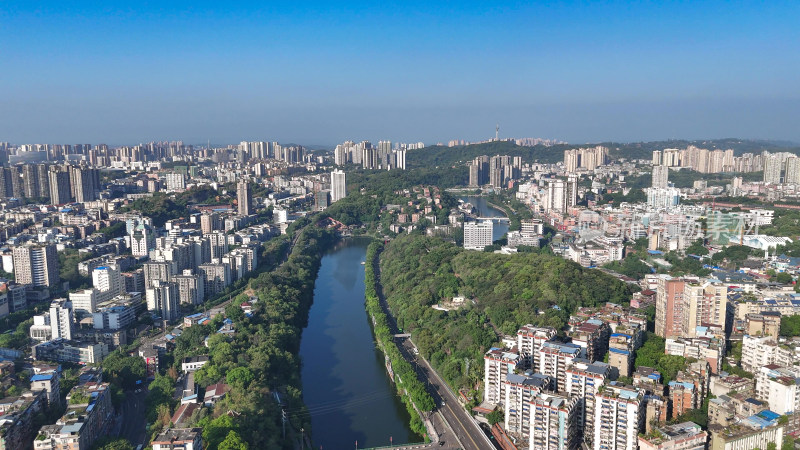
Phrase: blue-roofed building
[{"left": 30, "top": 372, "right": 61, "bottom": 407}]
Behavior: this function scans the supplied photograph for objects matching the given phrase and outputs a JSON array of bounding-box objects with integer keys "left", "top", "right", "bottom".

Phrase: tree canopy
[{"left": 379, "top": 234, "right": 635, "bottom": 391}]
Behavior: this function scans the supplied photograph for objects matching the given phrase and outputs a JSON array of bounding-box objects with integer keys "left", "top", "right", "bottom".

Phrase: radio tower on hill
[{"left": 495, "top": 123, "right": 499, "bottom": 141}]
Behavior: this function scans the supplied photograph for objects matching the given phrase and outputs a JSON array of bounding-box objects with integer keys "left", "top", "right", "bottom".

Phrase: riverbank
[{"left": 364, "top": 241, "right": 434, "bottom": 440}]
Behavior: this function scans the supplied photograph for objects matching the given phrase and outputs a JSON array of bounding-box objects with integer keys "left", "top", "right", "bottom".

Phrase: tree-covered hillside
[
  {"left": 379, "top": 234, "right": 635, "bottom": 391},
  {"left": 407, "top": 141, "right": 568, "bottom": 167}
]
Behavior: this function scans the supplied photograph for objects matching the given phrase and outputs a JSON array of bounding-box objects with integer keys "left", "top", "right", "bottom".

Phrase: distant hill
[
  {"left": 407, "top": 141, "right": 570, "bottom": 167},
  {"left": 407, "top": 138, "right": 800, "bottom": 167}
]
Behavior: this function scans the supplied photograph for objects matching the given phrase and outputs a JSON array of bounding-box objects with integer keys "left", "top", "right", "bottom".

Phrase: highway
[{"left": 398, "top": 337, "right": 495, "bottom": 450}]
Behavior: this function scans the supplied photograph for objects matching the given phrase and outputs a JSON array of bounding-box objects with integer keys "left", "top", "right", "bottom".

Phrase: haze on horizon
[{"left": 1, "top": 1, "right": 799, "bottom": 146}]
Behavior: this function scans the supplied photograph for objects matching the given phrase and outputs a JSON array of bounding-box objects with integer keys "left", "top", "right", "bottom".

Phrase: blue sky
[{"left": 1, "top": 1, "right": 798, "bottom": 145}]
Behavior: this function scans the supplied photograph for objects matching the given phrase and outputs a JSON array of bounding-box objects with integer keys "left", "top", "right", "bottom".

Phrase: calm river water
[
  {"left": 300, "top": 239, "right": 417, "bottom": 449},
  {"left": 460, "top": 195, "right": 510, "bottom": 241}
]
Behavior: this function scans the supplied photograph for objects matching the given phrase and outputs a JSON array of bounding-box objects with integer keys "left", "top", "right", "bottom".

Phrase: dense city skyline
[{"left": 2, "top": 1, "right": 799, "bottom": 144}]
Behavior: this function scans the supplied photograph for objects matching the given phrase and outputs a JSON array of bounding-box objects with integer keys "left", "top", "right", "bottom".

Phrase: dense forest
[
  {"left": 345, "top": 166, "right": 468, "bottom": 193},
  {"left": 378, "top": 235, "right": 635, "bottom": 393}
]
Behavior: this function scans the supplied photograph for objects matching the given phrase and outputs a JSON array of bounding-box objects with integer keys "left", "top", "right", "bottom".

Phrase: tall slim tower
[
  {"left": 237, "top": 179, "right": 252, "bottom": 216},
  {"left": 495, "top": 124, "right": 499, "bottom": 141},
  {"left": 331, "top": 170, "right": 346, "bottom": 203}
]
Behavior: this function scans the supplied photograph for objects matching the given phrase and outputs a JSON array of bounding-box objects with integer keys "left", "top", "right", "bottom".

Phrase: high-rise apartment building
[
  {"left": 764, "top": 154, "right": 784, "bottom": 184},
  {"left": 70, "top": 166, "right": 100, "bottom": 202},
  {"left": 651, "top": 165, "right": 669, "bottom": 189},
  {"left": 12, "top": 244, "right": 60, "bottom": 288},
  {"left": 394, "top": 148, "right": 406, "bottom": 170},
  {"left": 655, "top": 276, "right": 687, "bottom": 339},
  {"left": 569, "top": 319, "right": 611, "bottom": 363},
  {"left": 652, "top": 150, "right": 662, "bottom": 165},
  {"left": 146, "top": 280, "right": 180, "bottom": 322},
  {"left": 547, "top": 180, "right": 566, "bottom": 213},
  {"left": 92, "top": 266, "right": 122, "bottom": 296},
  {"left": 197, "top": 263, "right": 231, "bottom": 297},
  {"left": 483, "top": 347, "right": 522, "bottom": 406},
  {"left": 469, "top": 163, "right": 480, "bottom": 186},
  {"left": 22, "top": 164, "right": 46, "bottom": 199},
  {"left": 463, "top": 220, "right": 493, "bottom": 250},
  {"left": 503, "top": 373, "right": 553, "bottom": 440},
  {"left": 236, "top": 179, "right": 251, "bottom": 216},
  {"left": 489, "top": 155, "right": 505, "bottom": 188},
  {"left": 160, "top": 242, "right": 195, "bottom": 273},
  {"left": 143, "top": 261, "right": 172, "bottom": 289},
  {"left": 207, "top": 232, "right": 228, "bottom": 260},
  {"left": 130, "top": 223, "right": 156, "bottom": 257},
  {"left": 49, "top": 299, "right": 74, "bottom": 341},
  {"left": 529, "top": 393, "right": 580, "bottom": 450},
  {"left": 593, "top": 383, "right": 645, "bottom": 450},
  {"left": 565, "top": 359, "right": 611, "bottom": 447},
  {"left": 165, "top": 172, "right": 186, "bottom": 192},
  {"left": 331, "top": 170, "right": 346, "bottom": 203},
  {"left": 538, "top": 341, "right": 585, "bottom": 392},
  {"left": 200, "top": 212, "right": 222, "bottom": 234},
  {"left": 48, "top": 166, "right": 72, "bottom": 205},
  {"left": 682, "top": 280, "right": 727, "bottom": 337},
  {"left": 546, "top": 177, "right": 577, "bottom": 214},
  {"left": 516, "top": 325, "right": 557, "bottom": 369},
  {"left": 174, "top": 270, "right": 205, "bottom": 305},
  {"left": 563, "top": 146, "right": 609, "bottom": 172},
  {"left": 786, "top": 156, "right": 800, "bottom": 185}
]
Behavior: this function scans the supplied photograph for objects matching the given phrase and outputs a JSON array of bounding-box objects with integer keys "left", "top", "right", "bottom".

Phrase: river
[
  {"left": 460, "top": 195, "right": 509, "bottom": 241},
  {"left": 300, "top": 238, "right": 416, "bottom": 449}
]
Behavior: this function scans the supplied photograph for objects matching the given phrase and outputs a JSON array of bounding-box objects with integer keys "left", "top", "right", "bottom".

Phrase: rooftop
[{"left": 152, "top": 427, "right": 202, "bottom": 444}]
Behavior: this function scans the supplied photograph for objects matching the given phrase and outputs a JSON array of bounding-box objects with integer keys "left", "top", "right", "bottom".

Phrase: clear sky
[{"left": 1, "top": 1, "right": 799, "bottom": 146}]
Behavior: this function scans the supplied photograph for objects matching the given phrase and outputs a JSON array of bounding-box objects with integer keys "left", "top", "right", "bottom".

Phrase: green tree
[
  {"left": 775, "top": 272, "right": 793, "bottom": 284},
  {"left": 486, "top": 409, "right": 504, "bottom": 426},
  {"left": 225, "top": 367, "right": 254, "bottom": 390},
  {"left": 225, "top": 303, "right": 245, "bottom": 323},
  {"left": 202, "top": 415, "right": 237, "bottom": 450},
  {"left": 781, "top": 316, "right": 800, "bottom": 337},
  {"left": 102, "top": 351, "right": 146, "bottom": 390},
  {"left": 92, "top": 437, "right": 134, "bottom": 450},
  {"left": 218, "top": 430, "right": 249, "bottom": 450},
  {"left": 685, "top": 239, "right": 708, "bottom": 256}
]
